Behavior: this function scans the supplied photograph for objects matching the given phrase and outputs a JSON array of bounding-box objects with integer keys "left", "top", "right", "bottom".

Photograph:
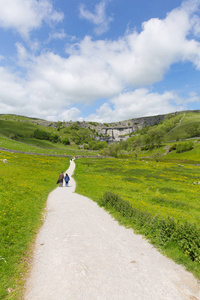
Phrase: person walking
[
  {"left": 64, "top": 173, "right": 70, "bottom": 186},
  {"left": 57, "top": 172, "right": 64, "bottom": 187}
]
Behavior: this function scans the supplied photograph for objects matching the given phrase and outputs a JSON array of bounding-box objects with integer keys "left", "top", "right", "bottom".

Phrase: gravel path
[{"left": 24, "top": 160, "right": 200, "bottom": 300}]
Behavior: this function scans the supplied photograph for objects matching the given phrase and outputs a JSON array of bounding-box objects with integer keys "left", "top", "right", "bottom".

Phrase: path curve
[{"left": 24, "top": 159, "right": 200, "bottom": 300}]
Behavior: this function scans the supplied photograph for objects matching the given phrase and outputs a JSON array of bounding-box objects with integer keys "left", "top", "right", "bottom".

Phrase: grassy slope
[
  {"left": 0, "top": 115, "right": 101, "bottom": 157},
  {"left": 0, "top": 135, "right": 99, "bottom": 157},
  {"left": 164, "top": 112, "right": 200, "bottom": 141}
]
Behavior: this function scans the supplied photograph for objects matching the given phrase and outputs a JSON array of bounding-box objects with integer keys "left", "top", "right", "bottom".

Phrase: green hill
[
  {"left": 1, "top": 110, "right": 200, "bottom": 160},
  {"left": 164, "top": 111, "right": 200, "bottom": 141},
  {"left": 0, "top": 114, "right": 106, "bottom": 156}
]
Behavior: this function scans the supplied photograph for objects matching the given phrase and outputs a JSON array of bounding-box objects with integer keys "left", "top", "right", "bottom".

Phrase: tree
[
  {"left": 56, "top": 121, "right": 62, "bottom": 131},
  {"left": 62, "top": 137, "right": 70, "bottom": 145},
  {"left": 144, "top": 128, "right": 164, "bottom": 149},
  {"left": 33, "top": 129, "right": 50, "bottom": 140},
  {"left": 49, "top": 133, "right": 60, "bottom": 143},
  {"left": 70, "top": 122, "right": 79, "bottom": 130},
  {"left": 176, "top": 141, "right": 194, "bottom": 153},
  {"left": 186, "top": 124, "right": 200, "bottom": 138}
]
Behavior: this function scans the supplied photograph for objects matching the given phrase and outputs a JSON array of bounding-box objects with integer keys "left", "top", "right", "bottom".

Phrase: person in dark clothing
[{"left": 57, "top": 172, "right": 64, "bottom": 187}]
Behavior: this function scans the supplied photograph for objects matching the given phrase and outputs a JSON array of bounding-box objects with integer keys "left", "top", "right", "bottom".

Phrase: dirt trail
[{"left": 24, "top": 160, "right": 200, "bottom": 300}]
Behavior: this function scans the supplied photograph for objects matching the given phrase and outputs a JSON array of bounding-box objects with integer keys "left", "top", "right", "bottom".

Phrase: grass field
[
  {"left": 136, "top": 138, "right": 200, "bottom": 163},
  {"left": 74, "top": 157, "right": 200, "bottom": 278},
  {"left": 1, "top": 111, "right": 200, "bottom": 298},
  {"left": 164, "top": 112, "right": 200, "bottom": 141},
  {"left": 0, "top": 151, "right": 70, "bottom": 299},
  {"left": 0, "top": 135, "right": 101, "bottom": 157},
  {"left": 74, "top": 158, "right": 200, "bottom": 224}
]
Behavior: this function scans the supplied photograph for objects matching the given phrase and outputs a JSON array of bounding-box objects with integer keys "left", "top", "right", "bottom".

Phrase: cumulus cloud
[
  {"left": 47, "top": 29, "right": 66, "bottom": 42},
  {"left": 0, "top": 66, "right": 29, "bottom": 115},
  {"left": 79, "top": 0, "right": 113, "bottom": 34},
  {"left": 57, "top": 108, "right": 81, "bottom": 122},
  {"left": 0, "top": 0, "right": 64, "bottom": 39},
  {"left": 26, "top": 49, "right": 122, "bottom": 105},
  {"left": 85, "top": 89, "right": 185, "bottom": 122},
  {"left": 0, "top": 0, "right": 200, "bottom": 122}
]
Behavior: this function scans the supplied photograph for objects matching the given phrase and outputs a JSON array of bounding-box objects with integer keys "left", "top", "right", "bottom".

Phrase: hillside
[
  {"left": 0, "top": 110, "right": 200, "bottom": 159},
  {"left": 1, "top": 109, "right": 199, "bottom": 140}
]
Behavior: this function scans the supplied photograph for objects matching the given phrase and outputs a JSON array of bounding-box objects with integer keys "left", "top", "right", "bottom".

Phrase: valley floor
[{"left": 24, "top": 160, "right": 200, "bottom": 300}]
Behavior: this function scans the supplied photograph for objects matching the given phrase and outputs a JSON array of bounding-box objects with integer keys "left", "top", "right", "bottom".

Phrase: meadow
[
  {"left": 164, "top": 111, "right": 200, "bottom": 141},
  {"left": 1, "top": 111, "right": 200, "bottom": 299},
  {"left": 0, "top": 135, "right": 100, "bottom": 157},
  {"left": 74, "top": 157, "right": 200, "bottom": 278},
  {"left": 0, "top": 150, "right": 70, "bottom": 299}
]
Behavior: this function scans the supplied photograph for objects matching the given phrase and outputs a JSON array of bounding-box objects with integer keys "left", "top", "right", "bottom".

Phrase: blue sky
[{"left": 0, "top": 0, "right": 200, "bottom": 122}]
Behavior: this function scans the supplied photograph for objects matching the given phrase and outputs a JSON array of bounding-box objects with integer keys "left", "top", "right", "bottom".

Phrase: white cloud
[
  {"left": 16, "top": 43, "right": 29, "bottom": 63},
  {"left": 26, "top": 49, "right": 122, "bottom": 105},
  {"left": 0, "top": 0, "right": 64, "bottom": 39},
  {"left": 186, "top": 91, "right": 200, "bottom": 103},
  {"left": 79, "top": 1, "right": 113, "bottom": 34},
  {"left": 57, "top": 108, "right": 81, "bottom": 122},
  {"left": 85, "top": 89, "right": 185, "bottom": 122},
  {"left": 47, "top": 29, "right": 66, "bottom": 42},
  {"left": 0, "top": 66, "right": 29, "bottom": 115},
  {"left": 0, "top": 0, "right": 200, "bottom": 122}
]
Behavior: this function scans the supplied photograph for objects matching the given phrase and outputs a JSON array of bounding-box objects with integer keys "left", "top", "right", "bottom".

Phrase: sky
[{"left": 0, "top": 0, "right": 200, "bottom": 123}]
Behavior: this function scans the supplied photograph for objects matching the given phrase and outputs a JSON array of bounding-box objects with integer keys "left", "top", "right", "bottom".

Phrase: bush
[
  {"left": 99, "top": 192, "right": 200, "bottom": 263},
  {"left": 69, "top": 123, "right": 79, "bottom": 130},
  {"left": 62, "top": 137, "right": 70, "bottom": 145},
  {"left": 49, "top": 133, "right": 60, "bottom": 143},
  {"left": 176, "top": 141, "right": 194, "bottom": 153},
  {"left": 9, "top": 134, "right": 18, "bottom": 140},
  {"left": 169, "top": 143, "right": 177, "bottom": 152},
  {"left": 186, "top": 123, "right": 200, "bottom": 138},
  {"left": 33, "top": 129, "right": 50, "bottom": 140}
]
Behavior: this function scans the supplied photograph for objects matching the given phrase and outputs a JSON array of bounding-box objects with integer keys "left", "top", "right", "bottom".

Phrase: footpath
[{"left": 24, "top": 159, "right": 200, "bottom": 300}]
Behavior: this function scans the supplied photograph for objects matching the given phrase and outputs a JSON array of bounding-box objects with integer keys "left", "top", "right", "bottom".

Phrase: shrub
[
  {"left": 62, "top": 137, "right": 70, "bottom": 145},
  {"left": 99, "top": 192, "right": 200, "bottom": 263},
  {"left": 49, "top": 133, "right": 60, "bottom": 143},
  {"left": 69, "top": 123, "right": 79, "bottom": 130},
  {"left": 176, "top": 141, "right": 194, "bottom": 153},
  {"left": 169, "top": 143, "right": 177, "bottom": 152},
  {"left": 186, "top": 123, "right": 200, "bottom": 138},
  {"left": 9, "top": 134, "right": 18, "bottom": 140},
  {"left": 33, "top": 129, "right": 50, "bottom": 140}
]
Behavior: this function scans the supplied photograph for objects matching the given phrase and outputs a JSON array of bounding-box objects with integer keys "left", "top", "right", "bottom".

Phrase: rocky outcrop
[{"left": 93, "top": 113, "right": 173, "bottom": 142}]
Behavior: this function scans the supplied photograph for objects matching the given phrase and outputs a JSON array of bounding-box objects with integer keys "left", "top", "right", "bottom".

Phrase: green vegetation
[
  {"left": 99, "top": 192, "right": 200, "bottom": 263},
  {"left": 33, "top": 128, "right": 61, "bottom": 143},
  {"left": 74, "top": 157, "right": 200, "bottom": 279},
  {"left": 0, "top": 116, "right": 106, "bottom": 153},
  {"left": 74, "top": 158, "right": 200, "bottom": 225},
  {"left": 1, "top": 111, "right": 200, "bottom": 298},
  {"left": 164, "top": 112, "right": 200, "bottom": 141},
  {"left": 0, "top": 150, "right": 70, "bottom": 299},
  {"left": 0, "top": 135, "right": 99, "bottom": 157}
]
